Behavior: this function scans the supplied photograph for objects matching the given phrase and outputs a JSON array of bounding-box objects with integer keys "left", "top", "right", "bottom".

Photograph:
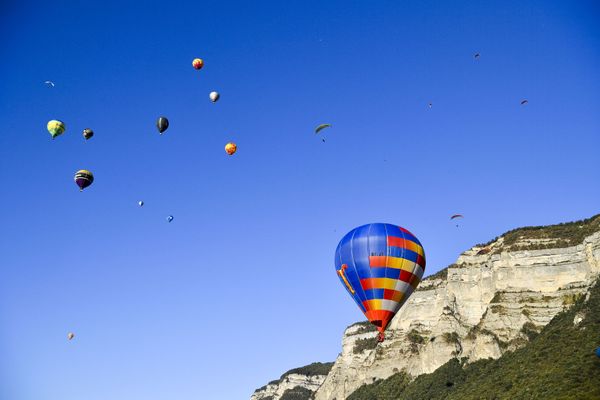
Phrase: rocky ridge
[{"left": 251, "top": 215, "right": 600, "bottom": 400}]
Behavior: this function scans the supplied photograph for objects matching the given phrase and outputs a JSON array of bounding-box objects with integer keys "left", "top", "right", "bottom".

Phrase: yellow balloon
[
  {"left": 225, "top": 142, "right": 237, "bottom": 155},
  {"left": 47, "top": 120, "right": 66, "bottom": 139}
]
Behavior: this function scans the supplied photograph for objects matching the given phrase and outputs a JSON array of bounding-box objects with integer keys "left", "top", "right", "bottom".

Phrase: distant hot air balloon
[
  {"left": 167, "top": 215, "right": 174, "bottom": 223},
  {"left": 474, "top": 53, "right": 480, "bottom": 59},
  {"left": 47, "top": 120, "right": 66, "bottom": 139},
  {"left": 138, "top": 200, "right": 144, "bottom": 207},
  {"left": 315, "top": 124, "right": 331, "bottom": 134},
  {"left": 209, "top": 91, "right": 220, "bottom": 103},
  {"left": 225, "top": 142, "right": 237, "bottom": 155},
  {"left": 157, "top": 117, "right": 169, "bottom": 134},
  {"left": 192, "top": 58, "right": 204, "bottom": 70},
  {"left": 67, "top": 332, "right": 75, "bottom": 341},
  {"left": 83, "top": 128, "right": 94, "bottom": 140},
  {"left": 335, "top": 223, "right": 425, "bottom": 342},
  {"left": 74, "top": 170, "right": 94, "bottom": 192},
  {"left": 520, "top": 99, "right": 529, "bottom": 105}
]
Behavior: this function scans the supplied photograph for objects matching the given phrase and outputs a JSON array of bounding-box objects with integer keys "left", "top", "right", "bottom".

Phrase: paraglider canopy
[
  {"left": 74, "top": 170, "right": 94, "bottom": 192},
  {"left": 450, "top": 214, "right": 464, "bottom": 220},
  {"left": 167, "top": 215, "right": 174, "bottom": 223},
  {"left": 520, "top": 99, "right": 529, "bottom": 105},
  {"left": 45, "top": 80, "right": 55, "bottom": 87},
  {"left": 47, "top": 120, "right": 66, "bottom": 139},
  {"left": 225, "top": 142, "right": 237, "bottom": 155},
  {"left": 315, "top": 124, "right": 331, "bottom": 134},
  {"left": 83, "top": 128, "right": 94, "bottom": 140},
  {"left": 157, "top": 117, "right": 169, "bottom": 134}
]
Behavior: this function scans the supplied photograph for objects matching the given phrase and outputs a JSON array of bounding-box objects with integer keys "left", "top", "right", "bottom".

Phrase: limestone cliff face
[
  {"left": 251, "top": 216, "right": 600, "bottom": 400},
  {"left": 251, "top": 373, "right": 328, "bottom": 400},
  {"left": 251, "top": 362, "right": 334, "bottom": 400},
  {"left": 313, "top": 230, "right": 600, "bottom": 400}
]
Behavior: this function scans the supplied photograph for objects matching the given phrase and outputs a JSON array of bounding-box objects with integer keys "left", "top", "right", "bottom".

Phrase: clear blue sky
[{"left": 0, "top": 0, "right": 598, "bottom": 398}]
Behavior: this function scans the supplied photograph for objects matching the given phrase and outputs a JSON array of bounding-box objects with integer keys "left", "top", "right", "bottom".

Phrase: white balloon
[{"left": 209, "top": 91, "right": 220, "bottom": 103}]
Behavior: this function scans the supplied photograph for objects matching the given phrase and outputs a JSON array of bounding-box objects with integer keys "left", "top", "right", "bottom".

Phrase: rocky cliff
[
  {"left": 251, "top": 215, "right": 600, "bottom": 400},
  {"left": 252, "top": 363, "right": 333, "bottom": 400}
]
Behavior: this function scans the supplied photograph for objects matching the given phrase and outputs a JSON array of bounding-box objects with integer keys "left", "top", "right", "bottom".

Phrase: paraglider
[
  {"left": 428, "top": 103, "right": 433, "bottom": 109},
  {"left": 167, "top": 215, "right": 174, "bottom": 223},
  {"left": 520, "top": 99, "right": 529, "bottom": 105},
  {"left": 315, "top": 124, "right": 331, "bottom": 134},
  {"left": 67, "top": 332, "right": 75, "bottom": 341},
  {"left": 192, "top": 58, "right": 204, "bottom": 70},
  {"left": 451, "top": 214, "right": 464, "bottom": 227},
  {"left": 74, "top": 170, "right": 94, "bottom": 192},
  {"left": 157, "top": 117, "right": 169, "bottom": 134},
  {"left": 47, "top": 120, "right": 66, "bottom": 139},
  {"left": 335, "top": 223, "right": 425, "bottom": 342},
  {"left": 44, "top": 80, "right": 55, "bottom": 87},
  {"left": 83, "top": 128, "right": 94, "bottom": 140},
  {"left": 225, "top": 142, "right": 237, "bottom": 155},
  {"left": 209, "top": 91, "right": 220, "bottom": 103},
  {"left": 138, "top": 200, "right": 144, "bottom": 207}
]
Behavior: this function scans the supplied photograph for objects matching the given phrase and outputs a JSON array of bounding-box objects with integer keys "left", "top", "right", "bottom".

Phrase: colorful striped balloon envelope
[{"left": 334, "top": 223, "right": 425, "bottom": 340}]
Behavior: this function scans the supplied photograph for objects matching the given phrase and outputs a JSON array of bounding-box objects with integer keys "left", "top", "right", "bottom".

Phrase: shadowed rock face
[{"left": 251, "top": 216, "right": 600, "bottom": 400}]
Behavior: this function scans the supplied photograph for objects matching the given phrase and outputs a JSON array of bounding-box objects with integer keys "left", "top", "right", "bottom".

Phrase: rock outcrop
[
  {"left": 251, "top": 362, "right": 333, "bottom": 400},
  {"left": 252, "top": 215, "right": 600, "bottom": 400}
]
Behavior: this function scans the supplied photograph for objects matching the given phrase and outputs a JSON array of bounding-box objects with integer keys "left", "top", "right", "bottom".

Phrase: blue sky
[{"left": 0, "top": 0, "right": 599, "bottom": 398}]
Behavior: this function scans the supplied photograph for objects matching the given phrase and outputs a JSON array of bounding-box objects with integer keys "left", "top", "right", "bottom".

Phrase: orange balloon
[
  {"left": 192, "top": 58, "right": 204, "bottom": 70},
  {"left": 225, "top": 142, "right": 237, "bottom": 155}
]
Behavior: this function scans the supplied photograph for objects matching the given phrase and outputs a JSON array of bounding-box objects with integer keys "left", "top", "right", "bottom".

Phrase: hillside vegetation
[
  {"left": 255, "top": 362, "right": 334, "bottom": 393},
  {"left": 347, "top": 277, "right": 600, "bottom": 400},
  {"left": 482, "top": 214, "right": 600, "bottom": 253}
]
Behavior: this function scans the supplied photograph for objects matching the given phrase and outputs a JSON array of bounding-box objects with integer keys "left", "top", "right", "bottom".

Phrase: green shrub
[
  {"left": 280, "top": 386, "right": 314, "bottom": 400},
  {"left": 353, "top": 337, "right": 378, "bottom": 354}
]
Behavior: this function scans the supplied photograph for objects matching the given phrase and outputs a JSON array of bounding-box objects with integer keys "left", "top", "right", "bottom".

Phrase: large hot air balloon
[
  {"left": 74, "top": 170, "right": 94, "bottom": 192},
  {"left": 192, "top": 58, "right": 204, "bottom": 70},
  {"left": 47, "top": 120, "right": 66, "bottom": 139},
  {"left": 225, "top": 142, "right": 237, "bottom": 155},
  {"left": 83, "top": 128, "right": 94, "bottom": 140},
  {"left": 157, "top": 117, "right": 169, "bottom": 134},
  {"left": 335, "top": 223, "right": 425, "bottom": 342}
]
